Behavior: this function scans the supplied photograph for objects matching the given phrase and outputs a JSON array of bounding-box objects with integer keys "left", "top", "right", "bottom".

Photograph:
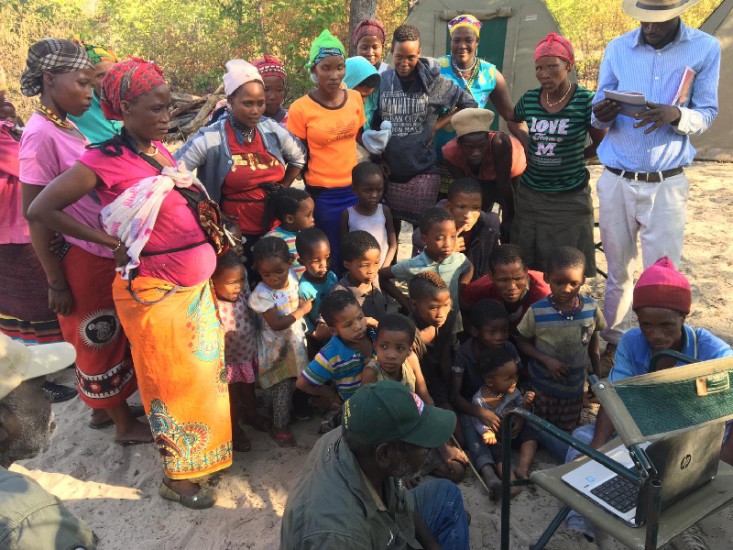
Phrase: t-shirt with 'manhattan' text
[{"left": 514, "top": 86, "right": 593, "bottom": 192}]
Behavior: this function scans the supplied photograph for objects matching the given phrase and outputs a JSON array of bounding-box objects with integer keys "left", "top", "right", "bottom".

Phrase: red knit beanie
[{"left": 632, "top": 257, "right": 691, "bottom": 314}]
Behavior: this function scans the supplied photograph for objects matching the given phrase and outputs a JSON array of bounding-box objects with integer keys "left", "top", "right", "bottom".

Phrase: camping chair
[{"left": 499, "top": 353, "right": 733, "bottom": 549}]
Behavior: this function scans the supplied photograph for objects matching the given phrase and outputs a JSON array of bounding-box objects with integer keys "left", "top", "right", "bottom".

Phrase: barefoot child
[
  {"left": 516, "top": 246, "right": 605, "bottom": 441},
  {"left": 295, "top": 227, "right": 338, "bottom": 347},
  {"left": 333, "top": 230, "right": 388, "bottom": 322},
  {"left": 265, "top": 187, "right": 315, "bottom": 278},
  {"left": 472, "top": 346, "right": 537, "bottom": 495},
  {"left": 248, "top": 237, "right": 312, "bottom": 447},
  {"left": 296, "top": 290, "right": 375, "bottom": 432},
  {"left": 450, "top": 299, "right": 523, "bottom": 492},
  {"left": 340, "top": 161, "right": 397, "bottom": 268},
  {"left": 212, "top": 250, "right": 269, "bottom": 452}
]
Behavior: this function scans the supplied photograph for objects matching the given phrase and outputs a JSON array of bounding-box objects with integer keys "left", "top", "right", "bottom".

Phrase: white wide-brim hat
[
  {"left": 622, "top": 0, "right": 702, "bottom": 23},
  {"left": 0, "top": 334, "right": 76, "bottom": 400}
]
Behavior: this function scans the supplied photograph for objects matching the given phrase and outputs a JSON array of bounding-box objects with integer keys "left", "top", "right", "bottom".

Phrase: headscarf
[
  {"left": 534, "top": 33, "right": 575, "bottom": 64},
  {"left": 222, "top": 59, "right": 263, "bottom": 97},
  {"left": 633, "top": 257, "right": 692, "bottom": 315},
  {"left": 80, "top": 42, "right": 118, "bottom": 65},
  {"left": 307, "top": 30, "right": 346, "bottom": 71},
  {"left": 352, "top": 19, "right": 386, "bottom": 46},
  {"left": 252, "top": 55, "right": 287, "bottom": 83},
  {"left": 20, "top": 38, "right": 94, "bottom": 97},
  {"left": 100, "top": 57, "right": 166, "bottom": 121},
  {"left": 448, "top": 14, "right": 482, "bottom": 37}
]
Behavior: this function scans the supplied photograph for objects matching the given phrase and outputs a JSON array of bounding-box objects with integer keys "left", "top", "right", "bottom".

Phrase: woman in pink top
[
  {"left": 18, "top": 39, "right": 150, "bottom": 435},
  {"left": 28, "top": 58, "right": 231, "bottom": 510}
]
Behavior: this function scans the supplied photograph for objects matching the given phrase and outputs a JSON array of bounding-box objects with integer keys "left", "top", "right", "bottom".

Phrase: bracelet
[
  {"left": 48, "top": 283, "right": 68, "bottom": 292},
  {"left": 110, "top": 238, "right": 123, "bottom": 252}
]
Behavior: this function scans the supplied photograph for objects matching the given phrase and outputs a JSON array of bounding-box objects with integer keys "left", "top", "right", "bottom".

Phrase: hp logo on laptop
[{"left": 680, "top": 454, "right": 692, "bottom": 470}]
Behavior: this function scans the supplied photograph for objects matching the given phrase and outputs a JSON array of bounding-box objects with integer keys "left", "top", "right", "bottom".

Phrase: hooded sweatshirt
[{"left": 377, "top": 57, "right": 476, "bottom": 182}]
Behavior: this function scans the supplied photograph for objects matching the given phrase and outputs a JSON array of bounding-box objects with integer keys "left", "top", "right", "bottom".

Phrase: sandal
[
  {"left": 89, "top": 405, "right": 146, "bottom": 430},
  {"left": 269, "top": 429, "right": 296, "bottom": 448},
  {"left": 159, "top": 482, "right": 216, "bottom": 509}
]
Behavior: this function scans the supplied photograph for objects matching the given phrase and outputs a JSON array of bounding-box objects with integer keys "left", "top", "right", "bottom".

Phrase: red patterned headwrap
[
  {"left": 100, "top": 57, "right": 166, "bottom": 121},
  {"left": 252, "top": 55, "right": 287, "bottom": 83},
  {"left": 352, "top": 19, "right": 386, "bottom": 46},
  {"left": 534, "top": 33, "right": 575, "bottom": 64}
]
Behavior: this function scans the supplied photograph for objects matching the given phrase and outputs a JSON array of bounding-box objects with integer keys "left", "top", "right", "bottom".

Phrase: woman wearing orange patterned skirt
[{"left": 27, "top": 57, "right": 231, "bottom": 509}]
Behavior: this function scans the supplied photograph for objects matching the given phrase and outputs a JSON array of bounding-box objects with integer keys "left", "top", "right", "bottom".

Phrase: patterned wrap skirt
[
  {"left": 0, "top": 244, "right": 63, "bottom": 344},
  {"left": 59, "top": 246, "right": 137, "bottom": 409},
  {"left": 113, "top": 275, "right": 233, "bottom": 480},
  {"left": 387, "top": 171, "right": 441, "bottom": 226}
]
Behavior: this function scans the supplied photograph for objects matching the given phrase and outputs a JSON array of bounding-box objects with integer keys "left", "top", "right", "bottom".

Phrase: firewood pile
[{"left": 166, "top": 84, "right": 225, "bottom": 141}]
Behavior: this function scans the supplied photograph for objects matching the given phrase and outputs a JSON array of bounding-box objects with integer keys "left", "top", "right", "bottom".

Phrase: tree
[{"left": 348, "top": 0, "right": 377, "bottom": 56}]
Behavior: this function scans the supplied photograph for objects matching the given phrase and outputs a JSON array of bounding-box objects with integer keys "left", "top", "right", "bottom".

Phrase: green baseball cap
[{"left": 343, "top": 380, "right": 456, "bottom": 448}]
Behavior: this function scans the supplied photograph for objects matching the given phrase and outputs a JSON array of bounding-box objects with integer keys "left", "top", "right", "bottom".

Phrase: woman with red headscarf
[
  {"left": 27, "top": 58, "right": 232, "bottom": 509},
  {"left": 511, "top": 33, "right": 607, "bottom": 277},
  {"left": 18, "top": 39, "right": 150, "bottom": 434}
]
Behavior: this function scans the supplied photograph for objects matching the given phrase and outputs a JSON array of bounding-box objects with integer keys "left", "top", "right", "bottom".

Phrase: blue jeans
[
  {"left": 564, "top": 423, "right": 598, "bottom": 538},
  {"left": 537, "top": 428, "right": 571, "bottom": 461},
  {"left": 412, "top": 479, "right": 470, "bottom": 550},
  {"left": 459, "top": 414, "right": 494, "bottom": 470}
]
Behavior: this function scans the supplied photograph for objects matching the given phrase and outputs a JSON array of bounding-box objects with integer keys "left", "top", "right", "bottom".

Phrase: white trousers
[{"left": 597, "top": 169, "right": 689, "bottom": 345}]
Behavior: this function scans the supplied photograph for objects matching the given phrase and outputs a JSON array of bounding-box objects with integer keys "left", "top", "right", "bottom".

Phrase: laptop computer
[{"left": 561, "top": 422, "right": 724, "bottom": 526}]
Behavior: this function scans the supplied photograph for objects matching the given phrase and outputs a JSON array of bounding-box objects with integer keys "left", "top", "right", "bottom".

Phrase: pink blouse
[
  {"left": 18, "top": 114, "right": 112, "bottom": 258},
  {"left": 0, "top": 122, "right": 28, "bottom": 244},
  {"left": 78, "top": 144, "right": 216, "bottom": 287}
]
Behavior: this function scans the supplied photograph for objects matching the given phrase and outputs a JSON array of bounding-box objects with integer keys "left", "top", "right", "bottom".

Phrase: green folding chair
[{"left": 499, "top": 353, "right": 733, "bottom": 549}]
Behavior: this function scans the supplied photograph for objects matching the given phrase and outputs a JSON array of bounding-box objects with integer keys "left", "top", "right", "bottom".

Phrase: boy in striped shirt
[
  {"left": 296, "top": 291, "right": 376, "bottom": 431},
  {"left": 515, "top": 247, "right": 605, "bottom": 435}
]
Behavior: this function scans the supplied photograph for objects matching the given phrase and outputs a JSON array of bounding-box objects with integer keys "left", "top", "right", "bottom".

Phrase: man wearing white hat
[
  {"left": 0, "top": 334, "right": 96, "bottom": 549},
  {"left": 591, "top": 0, "right": 720, "bottom": 373}
]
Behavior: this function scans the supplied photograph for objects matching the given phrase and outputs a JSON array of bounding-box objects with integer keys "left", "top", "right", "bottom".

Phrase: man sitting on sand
[
  {"left": 564, "top": 258, "right": 733, "bottom": 542},
  {"left": 281, "top": 380, "right": 470, "bottom": 549},
  {"left": 0, "top": 334, "right": 97, "bottom": 549}
]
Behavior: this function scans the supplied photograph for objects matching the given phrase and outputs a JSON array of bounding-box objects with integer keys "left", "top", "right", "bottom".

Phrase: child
[
  {"left": 516, "top": 246, "right": 605, "bottom": 435},
  {"left": 413, "top": 178, "right": 499, "bottom": 280},
  {"left": 296, "top": 290, "right": 375, "bottom": 431},
  {"left": 296, "top": 227, "right": 338, "bottom": 346},
  {"left": 252, "top": 55, "right": 288, "bottom": 127},
  {"left": 265, "top": 187, "right": 315, "bottom": 278},
  {"left": 450, "top": 299, "right": 522, "bottom": 493},
  {"left": 212, "top": 250, "right": 269, "bottom": 452},
  {"left": 381, "top": 207, "right": 473, "bottom": 332},
  {"left": 407, "top": 272, "right": 457, "bottom": 408},
  {"left": 340, "top": 162, "right": 397, "bottom": 269},
  {"left": 362, "top": 312, "right": 469, "bottom": 484},
  {"left": 248, "top": 237, "right": 312, "bottom": 447},
  {"left": 333, "top": 230, "right": 388, "bottom": 323},
  {"left": 361, "top": 313, "right": 430, "bottom": 400},
  {"left": 472, "top": 346, "right": 537, "bottom": 495},
  {"left": 461, "top": 244, "right": 550, "bottom": 328}
]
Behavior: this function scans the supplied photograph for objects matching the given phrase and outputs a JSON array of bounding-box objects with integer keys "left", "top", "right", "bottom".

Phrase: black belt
[{"left": 606, "top": 166, "right": 684, "bottom": 183}]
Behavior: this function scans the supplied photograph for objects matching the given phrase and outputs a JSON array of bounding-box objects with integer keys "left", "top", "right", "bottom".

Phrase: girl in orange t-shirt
[{"left": 287, "top": 30, "right": 365, "bottom": 274}]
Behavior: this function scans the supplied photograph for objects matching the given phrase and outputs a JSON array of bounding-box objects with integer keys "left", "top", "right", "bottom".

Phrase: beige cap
[
  {"left": 622, "top": 0, "right": 701, "bottom": 23},
  {"left": 0, "top": 334, "right": 76, "bottom": 400},
  {"left": 451, "top": 108, "right": 495, "bottom": 138}
]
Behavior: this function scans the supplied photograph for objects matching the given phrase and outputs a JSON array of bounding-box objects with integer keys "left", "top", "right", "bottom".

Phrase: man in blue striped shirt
[{"left": 590, "top": 0, "right": 720, "bottom": 371}]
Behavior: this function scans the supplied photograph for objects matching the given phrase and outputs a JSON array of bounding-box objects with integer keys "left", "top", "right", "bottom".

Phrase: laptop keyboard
[{"left": 590, "top": 475, "right": 640, "bottom": 513}]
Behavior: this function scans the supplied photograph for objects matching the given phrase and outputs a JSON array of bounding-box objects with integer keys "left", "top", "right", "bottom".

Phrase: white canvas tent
[
  {"left": 693, "top": 0, "right": 733, "bottom": 161},
  {"left": 405, "top": 0, "right": 562, "bottom": 129}
]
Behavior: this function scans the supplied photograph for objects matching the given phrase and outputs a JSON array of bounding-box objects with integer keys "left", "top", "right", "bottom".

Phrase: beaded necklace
[
  {"left": 547, "top": 293, "right": 581, "bottom": 321},
  {"left": 451, "top": 57, "right": 479, "bottom": 97},
  {"left": 38, "top": 104, "right": 72, "bottom": 130}
]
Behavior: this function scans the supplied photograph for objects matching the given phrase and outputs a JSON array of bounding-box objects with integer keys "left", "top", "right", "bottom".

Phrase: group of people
[{"left": 0, "top": 0, "right": 730, "bottom": 548}]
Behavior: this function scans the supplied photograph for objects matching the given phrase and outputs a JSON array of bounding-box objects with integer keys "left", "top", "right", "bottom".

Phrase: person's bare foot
[
  {"left": 232, "top": 423, "right": 252, "bottom": 452},
  {"left": 514, "top": 468, "right": 537, "bottom": 494},
  {"left": 115, "top": 419, "right": 153, "bottom": 444}
]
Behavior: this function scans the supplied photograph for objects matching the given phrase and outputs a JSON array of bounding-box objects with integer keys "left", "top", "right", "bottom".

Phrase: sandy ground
[{"left": 11, "top": 161, "right": 733, "bottom": 549}]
